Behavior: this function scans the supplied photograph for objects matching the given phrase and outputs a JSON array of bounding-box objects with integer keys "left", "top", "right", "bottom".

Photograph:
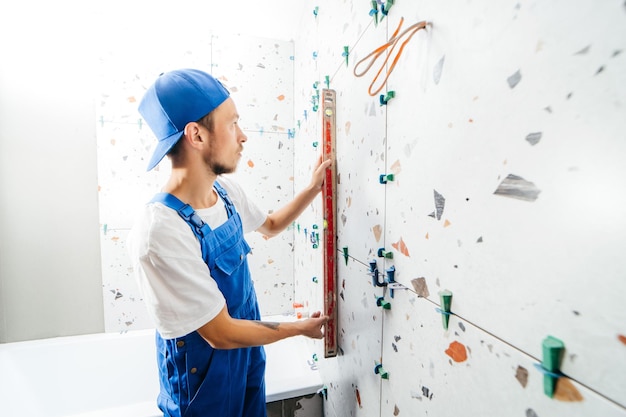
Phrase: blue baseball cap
[{"left": 138, "top": 69, "right": 230, "bottom": 171}]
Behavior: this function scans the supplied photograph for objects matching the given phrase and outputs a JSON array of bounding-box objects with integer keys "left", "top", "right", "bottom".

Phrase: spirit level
[{"left": 322, "top": 89, "right": 337, "bottom": 358}]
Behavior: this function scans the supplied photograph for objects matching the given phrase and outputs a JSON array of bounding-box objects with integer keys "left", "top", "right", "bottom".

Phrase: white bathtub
[{"left": 0, "top": 316, "right": 323, "bottom": 417}]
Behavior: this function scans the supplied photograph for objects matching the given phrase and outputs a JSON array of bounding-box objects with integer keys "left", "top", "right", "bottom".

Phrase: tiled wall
[
  {"left": 292, "top": 1, "right": 626, "bottom": 416},
  {"left": 96, "top": 34, "right": 296, "bottom": 332}
]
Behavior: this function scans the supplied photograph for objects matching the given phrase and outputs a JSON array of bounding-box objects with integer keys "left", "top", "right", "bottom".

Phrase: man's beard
[
  {"left": 205, "top": 154, "right": 235, "bottom": 176},
  {"left": 210, "top": 161, "right": 233, "bottom": 175}
]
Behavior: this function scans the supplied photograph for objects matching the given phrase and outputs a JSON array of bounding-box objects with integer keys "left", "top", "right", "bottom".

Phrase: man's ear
[{"left": 183, "top": 122, "right": 206, "bottom": 150}]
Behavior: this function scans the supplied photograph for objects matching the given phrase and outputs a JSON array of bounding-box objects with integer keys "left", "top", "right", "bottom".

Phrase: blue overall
[{"left": 150, "top": 182, "right": 266, "bottom": 417}]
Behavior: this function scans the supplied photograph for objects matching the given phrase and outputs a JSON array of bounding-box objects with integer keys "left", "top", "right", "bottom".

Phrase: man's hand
[
  {"left": 298, "top": 311, "right": 329, "bottom": 339},
  {"left": 309, "top": 155, "right": 332, "bottom": 192}
]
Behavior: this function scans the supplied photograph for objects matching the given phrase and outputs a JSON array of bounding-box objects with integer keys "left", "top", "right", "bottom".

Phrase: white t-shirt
[{"left": 127, "top": 175, "right": 267, "bottom": 339}]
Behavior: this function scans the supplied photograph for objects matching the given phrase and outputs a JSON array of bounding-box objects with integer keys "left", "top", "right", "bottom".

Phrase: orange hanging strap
[{"left": 353, "top": 17, "right": 430, "bottom": 96}]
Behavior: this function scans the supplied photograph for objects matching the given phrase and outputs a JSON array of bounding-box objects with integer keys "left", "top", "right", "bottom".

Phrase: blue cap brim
[{"left": 146, "top": 130, "right": 184, "bottom": 171}]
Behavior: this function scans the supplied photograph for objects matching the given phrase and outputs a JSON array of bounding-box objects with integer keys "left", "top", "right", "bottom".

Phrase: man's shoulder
[
  {"left": 133, "top": 201, "right": 187, "bottom": 237},
  {"left": 129, "top": 201, "right": 201, "bottom": 257}
]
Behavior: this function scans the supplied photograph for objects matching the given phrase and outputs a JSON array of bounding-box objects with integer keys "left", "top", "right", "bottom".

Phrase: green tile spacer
[
  {"left": 542, "top": 336, "right": 565, "bottom": 398},
  {"left": 379, "top": 90, "right": 395, "bottom": 106},
  {"left": 369, "top": 0, "right": 379, "bottom": 26},
  {"left": 376, "top": 296, "right": 391, "bottom": 310},
  {"left": 439, "top": 290, "right": 453, "bottom": 330},
  {"left": 343, "top": 246, "right": 349, "bottom": 265},
  {"left": 379, "top": 173, "right": 394, "bottom": 184},
  {"left": 382, "top": 0, "right": 394, "bottom": 16},
  {"left": 374, "top": 362, "right": 389, "bottom": 379},
  {"left": 342, "top": 46, "right": 349, "bottom": 67}
]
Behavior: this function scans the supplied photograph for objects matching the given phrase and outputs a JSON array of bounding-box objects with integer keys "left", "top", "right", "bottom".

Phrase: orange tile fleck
[
  {"left": 445, "top": 341, "right": 467, "bottom": 362},
  {"left": 392, "top": 237, "right": 410, "bottom": 257}
]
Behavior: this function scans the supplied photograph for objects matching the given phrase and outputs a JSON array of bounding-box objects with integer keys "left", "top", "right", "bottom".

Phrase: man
[{"left": 128, "top": 68, "right": 330, "bottom": 417}]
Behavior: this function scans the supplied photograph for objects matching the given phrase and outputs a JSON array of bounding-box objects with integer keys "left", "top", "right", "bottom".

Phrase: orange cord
[{"left": 354, "top": 17, "right": 430, "bottom": 96}]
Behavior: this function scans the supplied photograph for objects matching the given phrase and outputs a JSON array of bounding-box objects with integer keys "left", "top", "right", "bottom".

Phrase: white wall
[
  {"left": 0, "top": 0, "right": 305, "bottom": 343},
  {"left": 0, "top": 2, "right": 103, "bottom": 342},
  {"left": 291, "top": 0, "right": 626, "bottom": 416}
]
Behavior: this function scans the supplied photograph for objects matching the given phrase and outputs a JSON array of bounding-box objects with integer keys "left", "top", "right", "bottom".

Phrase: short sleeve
[{"left": 128, "top": 203, "right": 226, "bottom": 339}]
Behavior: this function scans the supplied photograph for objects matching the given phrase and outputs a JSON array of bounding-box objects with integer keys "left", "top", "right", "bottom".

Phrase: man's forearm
[
  {"left": 258, "top": 157, "right": 331, "bottom": 237},
  {"left": 261, "top": 184, "right": 320, "bottom": 236}
]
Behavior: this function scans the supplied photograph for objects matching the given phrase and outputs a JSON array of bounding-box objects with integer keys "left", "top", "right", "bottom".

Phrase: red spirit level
[{"left": 322, "top": 89, "right": 337, "bottom": 358}]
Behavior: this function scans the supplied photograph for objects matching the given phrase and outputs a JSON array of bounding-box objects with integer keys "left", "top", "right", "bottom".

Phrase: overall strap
[
  {"left": 213, "top": 181, "right": 236, "bottom": 217},
  {"left": 150, "top": 193, "right": 213, "bottom": 243}
]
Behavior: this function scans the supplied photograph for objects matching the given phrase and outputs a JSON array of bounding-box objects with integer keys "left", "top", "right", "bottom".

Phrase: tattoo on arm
[{"left": 256, "top": 321, "right": 280, "bottom": 331}]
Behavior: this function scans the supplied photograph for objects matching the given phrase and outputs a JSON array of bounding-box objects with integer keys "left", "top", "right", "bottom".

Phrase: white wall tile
[
  {"left": 319, "top": 258, "right": 384, "bottom": 417},
  {"left": 380, "top": 289, "right": 626, "bottom": 416},
  {"left": 294, "top": 0, "right": 626, "bottom": 414}
]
